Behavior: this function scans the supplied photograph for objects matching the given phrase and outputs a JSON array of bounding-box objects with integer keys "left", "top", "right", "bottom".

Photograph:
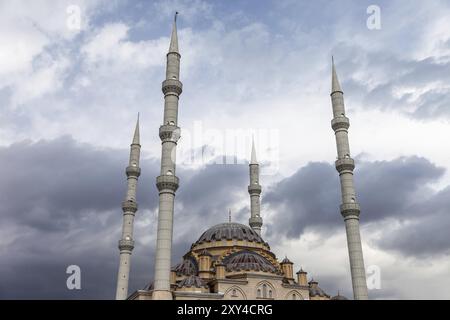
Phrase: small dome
[
  {"left": 194, "top": 222, "right": 267, "bottom": 246},
  {"left": 223, "top": 250, "right": 280, "bottom": 274},
  {"left": 281, "top": 257, "right": 293, "bottom": 264},
  {"left": 296, "top": 268, "right": 307, "bottom": 274},
  {"left": 172, "top": 255, "right": 198, "bottom": 276},
  {"left": 331, "top": 291, "right": 348, "bottom": 300},
  {"left": 309, "top": 280, "right": 330, "bottom": 298},
  {"left": 177, "top": 275, "right": 208, "bottom": 289}
]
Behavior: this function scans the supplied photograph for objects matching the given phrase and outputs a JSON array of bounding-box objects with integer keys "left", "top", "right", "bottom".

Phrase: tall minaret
[
  {"left": 248, "top": 138, "right": 263, "bottom": 235},
  {"left": 152, "top": 13, "right": 182, "bottom": 300},
  {"left": 115, "top": 115, "right": 141, "bottom": 300},
  {"left": 330, "top": 57, "right": 368, "bottom": 300}
]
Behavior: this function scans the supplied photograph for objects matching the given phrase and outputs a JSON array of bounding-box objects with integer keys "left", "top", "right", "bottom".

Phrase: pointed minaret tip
[
  {"left": 331, "top": 56, "right": 342, "bottom": 93},
  {"left": 169, "top": 12, "right": 179, "bottom": 53},
  {"left": 132, "top": 113, "right": 140, "bottom": 145},
  {"left": 250, "top": 136, "right": 258, "bottom": 164}
]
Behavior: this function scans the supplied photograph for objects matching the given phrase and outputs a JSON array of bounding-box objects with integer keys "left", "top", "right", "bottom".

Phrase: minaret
[
  {"left": 248, "top": 138, "right": 263, "bottom": 235},
  {"left": 115, "top": 115, "right": 141, "bottom": 300},
  {"left": 330, "top": 57, "right": 368, "bottom": 300},
  {"left": 152, "top": 13, "right": 182, "bottom": 300}
]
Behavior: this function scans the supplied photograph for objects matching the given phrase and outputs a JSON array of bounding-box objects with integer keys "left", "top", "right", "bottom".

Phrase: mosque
[{"left": 114, "top": 14, "right": 368, "bottom": 300}]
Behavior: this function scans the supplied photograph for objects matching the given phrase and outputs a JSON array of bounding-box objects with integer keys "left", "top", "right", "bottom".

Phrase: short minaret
[
  {"left": 296, "top": 268, "right": 308, "bottom": 286},
  {"left": 152, "top": 13, "right": 183, "bottom": 300},
  {"left": 330, "top": 57, "right": 368, "bottom": 300},
  {"left": 280, "top": 257, "right": 294, "bottom": 280},
  {"left": 115, "top": 116, "right": 141, "bottom": 300},
  {"left": 248, "top": 138, "right": 263, "bottom": 235}
]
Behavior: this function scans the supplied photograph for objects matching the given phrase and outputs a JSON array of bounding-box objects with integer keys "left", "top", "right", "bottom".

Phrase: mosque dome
[
  {"left": 308, "top": 280, "right": 330, "bottom": 298},
  {"left": 222, "top": 250, "right": 280, "bottom": 274},
  {"left": 331, "top": 292, "right": 349, "bottom": 300},
  {"left": 193, "top": 222, "right": 268, "bottom": 247}
]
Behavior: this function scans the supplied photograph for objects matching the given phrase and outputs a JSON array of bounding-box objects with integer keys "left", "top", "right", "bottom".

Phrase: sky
[{"left": 0, "top": 0, "right": 450, "bottom": 299}]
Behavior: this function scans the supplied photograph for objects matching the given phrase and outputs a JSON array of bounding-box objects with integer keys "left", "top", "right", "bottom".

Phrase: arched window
[
  {"left": 257, "top": 282, "right": 275, "bottom": 299},
  {"left": 232, "top": 289, "right": 237, "bottom": 297}
]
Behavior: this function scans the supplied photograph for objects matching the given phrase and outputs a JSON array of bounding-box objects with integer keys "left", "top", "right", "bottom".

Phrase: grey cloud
[
  {"left": 0, "top": 136, "right": 160, "bottom": 298},
  {"left": 173, "top": 160, "right": 249, "bottom": 250},
  {"left": 0, "top": 137, "right": 252, "bottom": 298},
  {"left": 1, "top": 137, "right": 448, "bottom": 299},
  {"left": 264, "top": 156, "right": 448, "bottom": 258},
  {"left": 264, "top": 162, "right": 341, "bottom": 239},
  {"left": 333, "top": 43, "right": 450, "bottom": 120},
  {"left": 376, "top": 186, "right": 450, "bottom": 257}
]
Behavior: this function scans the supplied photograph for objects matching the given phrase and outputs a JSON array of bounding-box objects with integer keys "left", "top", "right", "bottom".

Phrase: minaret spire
[
  {"left": 169, "top": 12, "right": 179, "bottom": 54},
  {"left": 331, "top": 56, "right": 342, "bottom": 93},
  {"left": 152, "top": 14, "right": 183, "bottom": 300},
  {"left": 248, "top": 137, "right": 263, "bottom": 235},
  {"left": 251, "top": 136, "right": 257, "bottom": 164},
  {"left": 115, "top": 116, "right": 141, "bottom": 300},
  {"left": 329, "top": 57, "right": 368, "bottom": 300},
  {"left": 133, "top": 113, "right": 140, "bottom": 145}
]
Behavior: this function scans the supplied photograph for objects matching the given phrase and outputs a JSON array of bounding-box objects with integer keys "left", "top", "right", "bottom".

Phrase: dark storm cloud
[
  {"left": 0, "top": 136, "right": 160, "bottom": 299},
  {"left": 376, "top": 186, "right": 450, "bottom": 257},
  {"left": 264, "top": 156, "right": 449, "bottom": 258},
  {"left": 0, "top": 138, "right": 250, "bottom": 298},
  {"left": 0, "top": 136, "right": 160, "bottom": 227},
  {"left": 356, "top": 156, "right": 444, "bottom": 221},
  {"left": 2, "top": 137, "right": 449, "bottom": 299},
  {"left": 172, "top": 160, "right": 249, "bottom": 256},
  {"left": 264, "top": 162, "right": 341, "bottom": 238}
]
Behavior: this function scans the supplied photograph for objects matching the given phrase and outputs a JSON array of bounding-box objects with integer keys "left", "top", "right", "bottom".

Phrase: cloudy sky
[{"left": 1, "top": 0, "right": 450, "bottom": 299}]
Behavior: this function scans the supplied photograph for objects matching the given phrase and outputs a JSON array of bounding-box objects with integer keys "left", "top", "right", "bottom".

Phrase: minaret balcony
[
  {"left": 335, "top": 158, "right": 355, "bottom": 173},
  {"left": 156, "top": 175, "right": 180, "bottom": 192},
  {"left": 126, "top": 165, "right": 141, "bottom": 177},
  {"left": 122, "top": 200, "right": 138, "bottom": 213},
  {"left": 159, "top": 125, "right": 181, "bottom": 142},
  {"left": 249, "top": 216, "right": 263, "bottom": 228},
  {"left": 118, "top": 239, "right": 135, "bottom": 252},
  {"left": 248, "top": 184, "right": 262, "bottom": 194},
  {"left": 340, "top": 203, "right": 361, "bottom": 218},
  {"left": 331, "top": 116, "right": 350, "bottom": 131},
  {"left": 162, "top": 79, "right": 183, "bottom": 95}
]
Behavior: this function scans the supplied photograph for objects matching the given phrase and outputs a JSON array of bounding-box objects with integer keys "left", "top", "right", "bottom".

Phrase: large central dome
[{"left": 194, "top": 222, "right": 266, "bottom": 246}]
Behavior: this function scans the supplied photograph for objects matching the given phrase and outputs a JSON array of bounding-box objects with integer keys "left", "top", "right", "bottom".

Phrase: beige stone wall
[{"left": 215, "top": 274, "right": 310, "bottom": 300}]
